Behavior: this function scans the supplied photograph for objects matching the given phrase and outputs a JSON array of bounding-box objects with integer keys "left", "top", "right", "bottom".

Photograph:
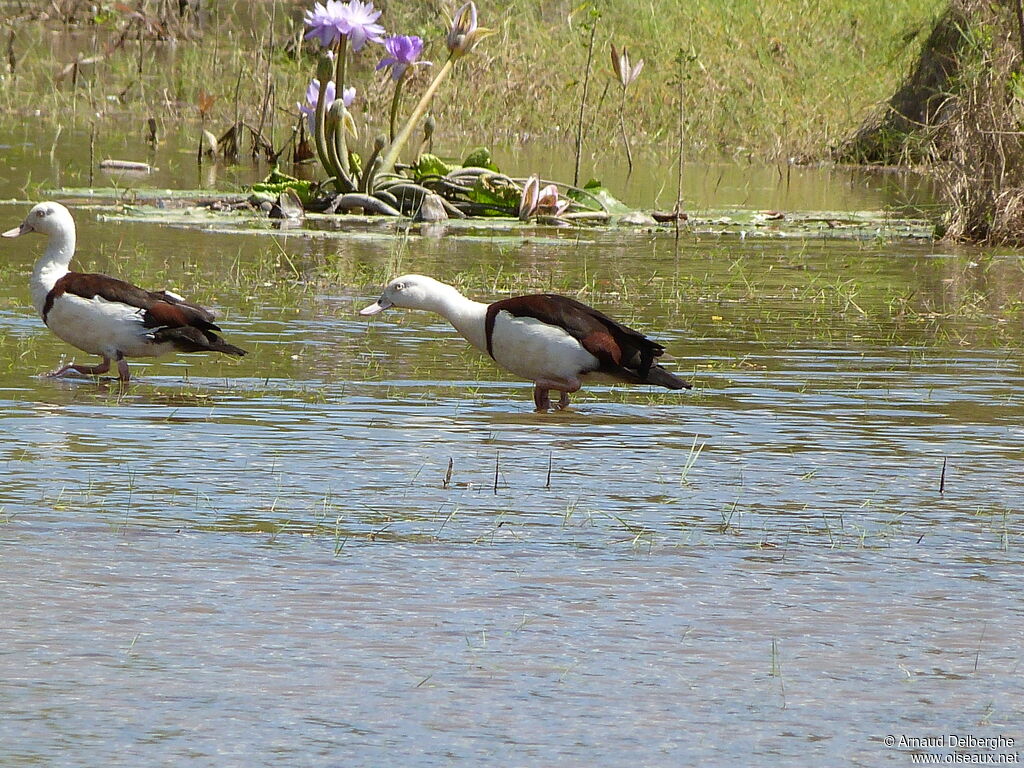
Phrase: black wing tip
[
  {"left": 644, "top": 365, "right": 691, "bottom": 390},
  {"left": 221, "top": 343, "right": 247, "bottom": 357},
  {"left": 205, "top": 335, "right": 247, "bottom": 357},
  {"left": 154, "top": 326, "right": 248, "bottom": 358}
]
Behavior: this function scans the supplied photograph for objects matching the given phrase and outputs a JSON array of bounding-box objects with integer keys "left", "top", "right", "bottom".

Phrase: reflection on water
[
  {"left": 2, "top": 529, "right": 1021, "bottom": 766},
  {"left": 1, "top": 140, "right": 1022, "bottom": 766}
]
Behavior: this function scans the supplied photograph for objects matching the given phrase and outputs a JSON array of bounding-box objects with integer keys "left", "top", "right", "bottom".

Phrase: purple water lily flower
[
  {"left": 304, "top": 1, "right": 346, "bottom": 48},
  {"left": 375, "top": 35, "right": 430, "bottom": 81},
  {"left": 303, "top": 0, "right": 385, "bottom": 51},
  {"left": 299, "top": 79, "right": 356, "bottom": 133},
  {"left": 340, "top": 0, "right": 385, "bottom": 51}
]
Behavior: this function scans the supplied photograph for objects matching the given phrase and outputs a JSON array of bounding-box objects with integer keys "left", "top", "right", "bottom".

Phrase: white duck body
[
  {"left": 370, "top": 276, "right": 600, "bottom": 381},
  {"left": 43, "top": 293, "right": 178, "bottom": 360},
  {"left": 488, "top": 313, "right": 602, "bottom": 383},
  {"left": 361, "top": 274, "right": 690, "bottom": 410},
  {"left": 4, "top": 201, "right": 246, "bottom": 380}
]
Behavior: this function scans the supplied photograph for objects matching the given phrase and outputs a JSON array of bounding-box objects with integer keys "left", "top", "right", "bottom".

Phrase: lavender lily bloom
[
  {"left": 610, "top": 44, "right": 644, "bottom": 176},
  {"left": 537, "top": 184, "right": 571, "bottom": 217},
  {"left": 299, "top": 79, "right": 355, "bottom": 134},
  {"left": 377, "top": 35, "right": 431, "bottom": 141},
  {"left": 304, "top": 0, "right": 347, "bottom": 48},
  {"left": 304, "top": 0, "right": 385, "bottom": 51},
  {"left": 518, "top": 175, "right": 539, "bottom": 220},
  {"left": 376, "top": 35, "right": 430, "bottom": 81},
  {"left": 377, "top": 2, "right": 492, "bottom": 174},
  {"left": 337, "top": 0, "right": 386, "bottom": 51}
]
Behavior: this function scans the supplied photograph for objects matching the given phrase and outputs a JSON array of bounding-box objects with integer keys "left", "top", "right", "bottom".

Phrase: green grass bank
[{"left": 0, "top": 0, "right": 944, "bottom": 162}]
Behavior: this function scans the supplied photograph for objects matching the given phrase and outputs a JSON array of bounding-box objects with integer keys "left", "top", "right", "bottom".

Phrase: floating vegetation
[{"left": 67, "top": 196, "right": 935, "bottom": 242}]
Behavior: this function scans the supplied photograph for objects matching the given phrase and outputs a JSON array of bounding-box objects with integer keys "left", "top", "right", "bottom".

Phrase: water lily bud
[
  {"left": 518, "top": 175, "right": 540, "bottom": 221},
  {"left": 325, "top": 99, "right": 342, "bottom": 129},
  {"left": 328, "top": 100, "right": 358, "bottom": 139},
  {"left": 446, "top": 2, "right": 494, "bottom": 58}
]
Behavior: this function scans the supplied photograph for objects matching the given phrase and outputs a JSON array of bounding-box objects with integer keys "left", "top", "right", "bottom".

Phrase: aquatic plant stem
[
  {"left": 388, "top": 74, "right": 407, "bottom": 143},
  {"left": 335, "top": 38, "right": 348, "bottom": 100},
  {"left": 325, "top": 122, "right": 345, "bottom": 189},
  {"left": 360, "top": 135, "right": 386, "bottom": 192},
  {"left": 313, "top": 72, "right": 338, "bottom": 180},
  {"left": 574, "top": 17, "right": 598, "bottom": 188},
  {"left": 379, "top": 57, "right": 455, "bottom": 176},
  {"left": 618, "top": 88, "right": 633, "bottom": 176},
  {"left": 89, "top": 122, "right": 95, "bottom": 186},
  {"left": 675, "top": 50, "right": 686, "bottom": 239},
  {"left": 333, "top": 36, "right": 351, "bottom": 177}
]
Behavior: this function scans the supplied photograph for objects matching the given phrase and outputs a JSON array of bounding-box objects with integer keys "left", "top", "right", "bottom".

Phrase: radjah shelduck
[
  {"left": 2, "top": 201, "right": 246, "bottom": 382},
  {"left": 360, "top": 274, "right": 690, "bottom": 410}
]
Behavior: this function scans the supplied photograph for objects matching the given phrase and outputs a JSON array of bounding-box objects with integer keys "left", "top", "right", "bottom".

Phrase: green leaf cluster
[
  {"left": 466, "top": 175, "right": 520, "bottom": 214},
  {"left": 567, "top": 179, "right": 631, "bottom": 213}
]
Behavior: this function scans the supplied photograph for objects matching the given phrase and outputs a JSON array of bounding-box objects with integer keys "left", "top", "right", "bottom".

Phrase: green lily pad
[
  {"left": 686, "top": 208, "right": 934, "bottom": 239},
  {"left": 467, "top": 175, "right": 521, "bottom": 214},
  {"left": 413, "top": 154, "right": 454, "bottom": 181},
  {"left": 462, "top": 147, "right": 499, "bottom": 172},
  {"left": 566, "top": 179, "right": 632, "bottom": 214},
  {"left": 250, "top": 179, "right": 314, "bottom": 206},
  {"left": 263, "top": 167, "right": 300, "bottom": 185},
  {"left": 45, "top": 188, "right": 935, "bottom": 242},
  {"left": 47, "top": 187, "right": 250, "bottom": 203}
]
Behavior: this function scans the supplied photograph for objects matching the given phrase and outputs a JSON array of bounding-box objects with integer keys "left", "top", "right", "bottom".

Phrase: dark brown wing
[
  {"left": 485, "top": 293, "right": 666, "bottom": 378},
  {"left": 43, "top": 272, "right": 247, "bottom": 357},
  {"left": 44, "top": 272, "right": 220, "bottom": 331}
]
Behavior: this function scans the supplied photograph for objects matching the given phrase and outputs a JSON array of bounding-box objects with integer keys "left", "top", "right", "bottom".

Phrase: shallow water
[{"left": 1, "top": 130, "right": 1023, "bottom": 766}]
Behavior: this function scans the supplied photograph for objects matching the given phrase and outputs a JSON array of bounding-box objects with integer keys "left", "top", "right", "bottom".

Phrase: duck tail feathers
[
  {"left": 209, "top": 337, "right": 247, "bottom": 357},
  {"left": 645, "top": 365, "right": 691, "bottom": 390}
]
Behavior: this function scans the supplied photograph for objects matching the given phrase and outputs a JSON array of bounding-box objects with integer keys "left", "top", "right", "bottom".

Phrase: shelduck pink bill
[
  {"left": 359, "top": 297, "right": 392, "bottom": 315},
  {"left": 361, "top": 274, "right": 690, "bottom": 411},
  {"left": 2, "top": 222, "right": 32, "bottom": 238}
]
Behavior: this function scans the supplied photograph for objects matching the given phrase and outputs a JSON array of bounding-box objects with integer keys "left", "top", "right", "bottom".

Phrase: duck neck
[
  {"left": 29, "top": 228, "right": 75, "bottom": 317},
  {"left": 428, "top": 285, "right": 488, "bottom": 353}
]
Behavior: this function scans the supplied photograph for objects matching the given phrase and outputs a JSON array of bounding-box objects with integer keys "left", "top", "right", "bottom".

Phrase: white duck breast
[
  {"left": 44, "top": 293, "right": 175, "bottom": 359},
  {"left": 488, "top": 311, "right": 600, "bottom": 382}
]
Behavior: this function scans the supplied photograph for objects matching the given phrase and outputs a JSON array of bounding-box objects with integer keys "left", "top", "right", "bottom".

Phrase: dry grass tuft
[{"left": 840, "top": 0, "right": 1024, "bottom": 244}]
